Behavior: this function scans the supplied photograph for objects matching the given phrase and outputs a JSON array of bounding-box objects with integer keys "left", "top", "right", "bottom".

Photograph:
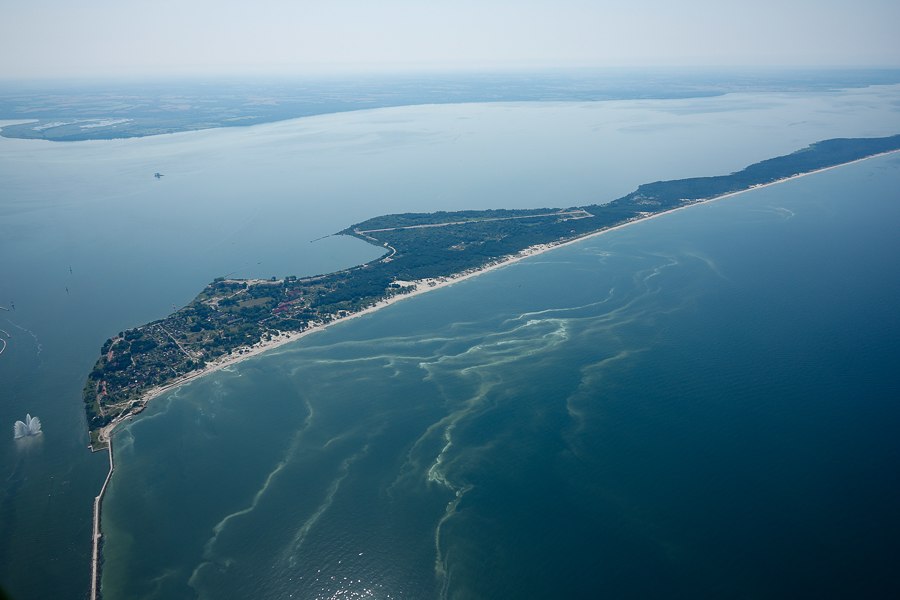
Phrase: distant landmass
[
  {"left": 4, "top": 69, "right": 900, "bottom": 141},
  {"left": 83, "top": 134, "right": 900, "bottom": 449}
]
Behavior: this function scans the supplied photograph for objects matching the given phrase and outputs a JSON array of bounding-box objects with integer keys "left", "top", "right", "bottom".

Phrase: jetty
[{"left": 90, "top": 445, "right": 114, "bottom": 600}]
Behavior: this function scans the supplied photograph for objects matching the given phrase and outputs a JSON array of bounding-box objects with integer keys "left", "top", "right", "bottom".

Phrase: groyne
[{"left": 90, "top": 445, "right": 114, "bottom": 600}]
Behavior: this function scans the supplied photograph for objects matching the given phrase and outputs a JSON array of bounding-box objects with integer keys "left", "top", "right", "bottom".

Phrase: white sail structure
[{"left": 13, "top": 414, "right": 41, "bottom": 438}]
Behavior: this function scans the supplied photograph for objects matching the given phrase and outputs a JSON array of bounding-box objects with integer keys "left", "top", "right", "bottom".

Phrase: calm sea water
[
  {"left": 102, "top": 154, "right": 900, "bottom": 599},
  {"left": 1, "top": 86, "right": 900, "bottom": 599}
]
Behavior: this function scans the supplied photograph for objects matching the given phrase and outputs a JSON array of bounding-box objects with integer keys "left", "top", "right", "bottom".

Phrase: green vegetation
[
  {"left": 602, "top": 136, "right": 900, "bottom": 210},
  {"left": 84, "top": 134, "right": 900, "bottom": 448}
]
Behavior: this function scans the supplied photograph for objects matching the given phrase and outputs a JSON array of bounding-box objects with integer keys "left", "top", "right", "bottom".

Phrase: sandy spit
[{"left": 95, "top": 148, "right": 899, "bottom": 446}]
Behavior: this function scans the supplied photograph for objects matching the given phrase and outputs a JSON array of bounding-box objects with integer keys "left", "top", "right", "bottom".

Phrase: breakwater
[{"left": 90, "top": 445, "right": 114, "bottom": 600}]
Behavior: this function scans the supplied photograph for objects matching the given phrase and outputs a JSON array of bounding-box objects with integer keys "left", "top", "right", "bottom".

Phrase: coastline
[{"left": 86, "top": 147, "right": 898, "bottom": 599}]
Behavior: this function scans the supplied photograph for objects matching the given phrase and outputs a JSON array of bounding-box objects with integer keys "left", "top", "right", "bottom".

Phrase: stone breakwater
[{"left": 90, "top": 446, "right": 114, "bottom": 600}]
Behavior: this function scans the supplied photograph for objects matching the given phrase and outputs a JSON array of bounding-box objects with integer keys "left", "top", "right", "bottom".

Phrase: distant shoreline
[{"left": 4, "top": 75, "right": 900, "bottom": 143}]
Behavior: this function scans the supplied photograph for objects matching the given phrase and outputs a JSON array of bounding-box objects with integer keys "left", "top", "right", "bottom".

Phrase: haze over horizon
[{"left": 3, "top": 0, "right": 899, "bottom": 80}]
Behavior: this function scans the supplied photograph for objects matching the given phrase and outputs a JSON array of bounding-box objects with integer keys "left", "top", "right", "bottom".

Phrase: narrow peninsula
[{"left": 83, "top": 134, "right": 900, "bottom": 450}]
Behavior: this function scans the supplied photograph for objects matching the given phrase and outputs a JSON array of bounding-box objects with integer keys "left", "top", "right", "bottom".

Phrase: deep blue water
[{"left": 102, "top": 155, "right": 900, "bottom": 599}]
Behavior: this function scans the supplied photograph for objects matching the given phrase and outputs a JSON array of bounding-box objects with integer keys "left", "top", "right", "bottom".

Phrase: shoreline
[
  {"left": 92, "top": 146, "right": 900, "bottom": 450},
  {"left": 86, "top": 147, "right": 898, "bottom": 598}
]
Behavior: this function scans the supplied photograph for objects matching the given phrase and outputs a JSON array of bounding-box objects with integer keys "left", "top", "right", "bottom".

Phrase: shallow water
[{"left": 1, "top": 85, "right": 900, "bottom": 598}]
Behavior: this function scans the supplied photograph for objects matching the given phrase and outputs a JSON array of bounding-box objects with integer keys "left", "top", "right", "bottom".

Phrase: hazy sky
[{"left": 3, "top": 0, "right": 899, "bottom": 79}]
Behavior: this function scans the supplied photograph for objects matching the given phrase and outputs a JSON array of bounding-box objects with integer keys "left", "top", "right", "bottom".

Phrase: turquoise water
[
  {"left": 1, "top": 86, "right": 900, "bottom": 599},
  {"left": 102, "top": 154, "right": 900, "bottom": 599}
]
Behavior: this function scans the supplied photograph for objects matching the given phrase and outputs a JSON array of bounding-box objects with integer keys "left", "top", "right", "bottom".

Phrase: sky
[{"left": 2, "top": 0, "right": 899, "bottom": 79}]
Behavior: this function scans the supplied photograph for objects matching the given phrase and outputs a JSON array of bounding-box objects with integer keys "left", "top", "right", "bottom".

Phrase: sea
[{"left": 1, "top": 84, "right": 899, "bottom": 599}]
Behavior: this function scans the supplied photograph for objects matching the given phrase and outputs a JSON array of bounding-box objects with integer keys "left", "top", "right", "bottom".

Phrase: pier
[{"left": 90, "top": 445, "right": 114, "bottom": 600}]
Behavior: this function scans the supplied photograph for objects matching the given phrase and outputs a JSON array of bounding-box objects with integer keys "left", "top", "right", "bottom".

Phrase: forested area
[{"left": 592, "top": 134, "right": 900, "bottom": 211}]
